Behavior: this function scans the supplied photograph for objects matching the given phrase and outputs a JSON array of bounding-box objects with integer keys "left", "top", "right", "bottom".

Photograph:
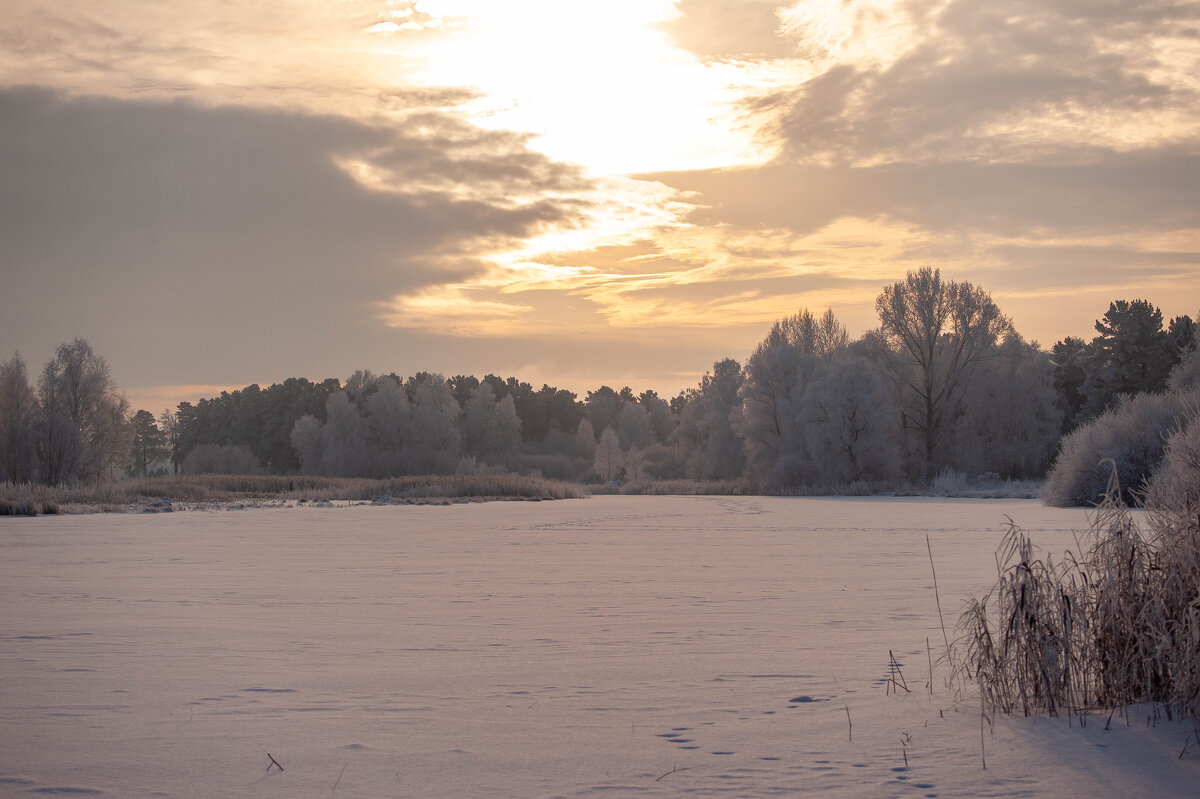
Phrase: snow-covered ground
[{"left": 2, "top": 496, "right": 1197, "bottom": 797}]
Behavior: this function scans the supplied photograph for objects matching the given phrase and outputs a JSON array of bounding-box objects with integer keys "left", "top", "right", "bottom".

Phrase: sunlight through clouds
[
  {"left": 381, "top": 285, "right": 537, "bottom": 336},
  {"left": 380, "top": 0, "right": 775, "bottom": 175},
  {"left": 776, "top": 0, "right": 932, "bottom": 71},
  {"left": 2, "top": 0, "right": 1198, "bottom": 402}
]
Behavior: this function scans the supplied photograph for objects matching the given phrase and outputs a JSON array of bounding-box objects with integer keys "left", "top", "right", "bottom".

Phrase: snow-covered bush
[
  {"left": 1145, "top": 407, "right": 1200, "bottom": 531},
  {"left": 1041, "top": 390, "right": 1196, "bottom": 506},
  {"left": 1168, "top": 345, "right": 1200, "bottom": 393}
]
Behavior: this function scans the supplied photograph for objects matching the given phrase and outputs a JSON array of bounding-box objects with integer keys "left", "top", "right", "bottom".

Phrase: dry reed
[
  {"left": 0, "top": 473, "right": 587, "bottom": 514},
  {"left": 952, "top": 464, "right": 1200, "bottom": 721}
]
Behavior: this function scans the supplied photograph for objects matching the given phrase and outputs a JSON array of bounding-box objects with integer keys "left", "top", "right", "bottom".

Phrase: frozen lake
[{"left": 2, "top": 496, "right": 1197, "bottom": 797}]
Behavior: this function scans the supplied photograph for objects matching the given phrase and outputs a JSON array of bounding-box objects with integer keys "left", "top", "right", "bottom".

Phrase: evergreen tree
[
  {"left": 1082, "top": 299, "right": 1172, "bottom": 418},
  {"left": 129, "top": 409, "right": 164, "bottom": 477}
]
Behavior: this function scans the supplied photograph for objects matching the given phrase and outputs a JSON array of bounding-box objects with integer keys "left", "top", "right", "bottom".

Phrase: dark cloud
[
  {"left": 649, "top": 149, "right": 1200, "bottom": 238},
  {"left": 0, "top": 7, "right": 224, "bottom": 90},
  {"left": 0, "top": 87, "right": 591, "bottom": 390}
]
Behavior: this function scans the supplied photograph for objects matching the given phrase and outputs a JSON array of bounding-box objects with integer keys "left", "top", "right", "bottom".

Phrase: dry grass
[
  {"left": 0, "top": 473, "right": 587, "bottom": 514},
  {"left": 951, "top": 465, "right": 1200, "bottom": 721}
]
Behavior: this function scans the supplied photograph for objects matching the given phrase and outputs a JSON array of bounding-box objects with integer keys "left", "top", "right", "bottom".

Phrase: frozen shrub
[
  {"left": 1145, "top": 408, "right": 1200, "bottom": 532},
  {"left": 931, "top": 467, "right": 968, "bottom": 494},
  {"left": 1041, "top": 390, "right": 1196, "bottom": 506},
  {"left": 1168, "top": 345, "right": 1200, "bottom": 393}
]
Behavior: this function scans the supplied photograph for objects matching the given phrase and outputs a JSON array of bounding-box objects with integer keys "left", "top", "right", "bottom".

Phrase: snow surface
[{"left": 2, "top": 495, "right": 1198, "bottom": 797}]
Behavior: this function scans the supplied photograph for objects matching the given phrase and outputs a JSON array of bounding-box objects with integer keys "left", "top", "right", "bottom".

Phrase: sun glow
[{"left": 369, "top": 0, "right": 779, "bottom": 176}]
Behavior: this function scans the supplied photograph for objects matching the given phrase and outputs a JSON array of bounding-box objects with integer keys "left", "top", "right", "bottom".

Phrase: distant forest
[{"left": 3, "top": 268, "right": 1197, "bottom": 503}]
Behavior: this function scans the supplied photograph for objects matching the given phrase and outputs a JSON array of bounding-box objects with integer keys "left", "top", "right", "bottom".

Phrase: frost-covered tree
[
  {"left": 573, "top": 417, "right": 596, "bottom": 460},
  {"left": 593, "top": 425, "right": 623, "bottom": 482},
  {"left": 157, "top": 409, "right": 182, "bottom": 474},
  {"left": 290, "top": 414, "right": 325, "bottom": 475},
  {"left": 740, "top": 309, "right": 849, "bottom": 487},
  {"left": 36, "top": 339, "right": 131, "bottom": 484},
  {"left": 408, "top": 374, "right": 462, "bottom": 473},
  {"left": 616, "top": 401, "right": 655, "bottom": 451},
  {"left": 584, "top": 386, "right": 623, "bottom": 439},
  {"left": 461, "top": 381, "right": 521, "bottom": 468},
  {"left": 1168, "top": 345, "right": 1200, "bottom": 393},
  {"left": 290, "top": 374, "right": 423, "bottom": 477},
  {"left": 952, "top": 333, "right": 1062, "bottom": 479},
  {"left": 675, "top": 358, "right": 745, "bottom": 481},
  {"left": 318, "top": 391, "right": 369, "bottom": 477},
  {"left": 798, "top": 359, "right": 902, "bottom": 485},
  {"left": 875, "top": 268, "right": 1010, "bottom": 477},
  {"left": 362, "top": 376, "right": 411, "bottom": 474},
  {"left": 638, "top": 390, "right": 676, "bottom": 444}
]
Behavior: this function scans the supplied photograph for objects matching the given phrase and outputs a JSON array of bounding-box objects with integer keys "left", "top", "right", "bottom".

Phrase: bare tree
[
  {"left": 158, "top": 409, "right": 182, "bottom": 474},
  {"left": 36, "top": 339, "right": 131, "bottom": 484},
  {"left": 875, "top": 268, "right": 1010, "bottom": 477}
]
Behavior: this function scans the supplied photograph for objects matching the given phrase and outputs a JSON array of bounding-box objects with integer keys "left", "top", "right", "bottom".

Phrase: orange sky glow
[{"left": 2, "top": 0, "right": 1198, "bottom": 411}]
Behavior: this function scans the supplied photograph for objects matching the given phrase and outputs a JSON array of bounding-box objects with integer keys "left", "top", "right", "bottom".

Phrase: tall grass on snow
[
  {"left": 0, "top": 473, "right": 586, "bottom": 514},
  {"left": 952, "top": 461, "right": 1200, "bottom": 720}
]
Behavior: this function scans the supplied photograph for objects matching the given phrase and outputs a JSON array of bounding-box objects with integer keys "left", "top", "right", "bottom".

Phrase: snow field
[{"left": 2, "top": 496, "right": 1198, "bottom": 797}]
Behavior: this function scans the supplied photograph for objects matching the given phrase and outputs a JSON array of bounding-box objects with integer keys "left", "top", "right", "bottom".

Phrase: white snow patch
[{"left": 2, "top": 496, "right": 1197, "bottom": 797}]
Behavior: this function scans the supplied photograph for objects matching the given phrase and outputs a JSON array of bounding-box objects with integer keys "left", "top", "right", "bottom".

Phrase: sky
[{"left": 2, "top": 0, "right": 1199, "bottom": 413}]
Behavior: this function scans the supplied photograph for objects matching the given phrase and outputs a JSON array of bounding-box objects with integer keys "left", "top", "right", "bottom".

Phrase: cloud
[
  {"left": 381, "top": 285, "right": 537, "bottom": 337},
  {"left": 659, "top": 0, "right": 798, "bottom": 61},
  {"left": 759, "top": 0, "right": 1200, "bottom": 164},
  {"left": 4, "top": 0, "right": 1198, "bottom": 407},
  {"left": 653, "top": 152, "right": 1200, "bottom": 237},
  {"left": 0, "top": 87, "right": 593, "bottom": 390}
]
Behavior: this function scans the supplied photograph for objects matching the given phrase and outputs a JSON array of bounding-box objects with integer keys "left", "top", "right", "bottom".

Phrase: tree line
[{"left": 2, "top": 268, "right": 1195, "bottom": 499}]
